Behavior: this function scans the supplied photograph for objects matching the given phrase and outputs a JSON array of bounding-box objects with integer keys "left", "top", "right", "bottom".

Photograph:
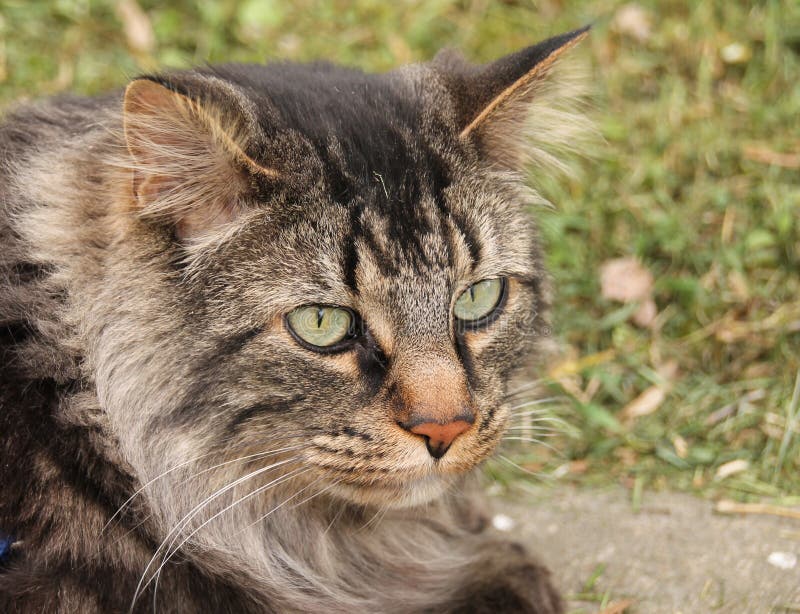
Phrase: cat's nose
[{"left": 400, "top": 415, "right": 474, "bottom": 459}]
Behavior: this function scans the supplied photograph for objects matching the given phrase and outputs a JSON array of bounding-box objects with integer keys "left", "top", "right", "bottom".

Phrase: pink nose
[{"left": 405, "top": 419, "right": 473, "bottom": 459}]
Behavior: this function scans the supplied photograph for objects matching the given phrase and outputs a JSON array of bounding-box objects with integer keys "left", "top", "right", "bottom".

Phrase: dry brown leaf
[
  {"left": 657, "top": 360, "right": 679, "bottom": 380},
  {"left": 742, "top": 144, "right": 800, "bottom": 169},
  {"left": 569, "top": 459, "right": 589, "bottom": 474},
  {"left": 614, "top": 446, "right": 638, "bottom": 467},
  {"left": 714, "top": 459, "right": 749, "bottom": 481},
  {"left": 547, "top": 349, "right": 616, "bottom": 380},
  {"left": 692, "top": 470, "right": 705, "bottom": 488},
  {"left": 727, "top": 269, "right": 750, "bottom": 301},
  {"left": 600, "top": 257, "right": 653, "bottom": 303},
  {"left": 0, "top": 15, "right": 6, "bottom": 84},
  {"left": 673, "top": 435, "right": 689, "bottom": 459},
  {"left": 613, "top": 3, "right": 652, "bottom": 43},
  {"left": 632, "top": 298, "right": 657, "bottom": 328},
  {"left": 721, "top": 207, "right": 736, "bottom": 244},
  {"left": 715, "top": 499, "right": 800, "bottom": 521},
  {"left": 599, "top": 598, "right": 635, "bottom": 614},
  {"left": 714, "top": 303, "right": 800, "bottom": 343},
  {"left": 116, "top": 0, "right": 155, "bottom": 55},
  {"left": 621, "top": 385, "right": 665, "bottom": 420},
  {"left": 387, "top": 33, "right": 413, "bottom": 64}
]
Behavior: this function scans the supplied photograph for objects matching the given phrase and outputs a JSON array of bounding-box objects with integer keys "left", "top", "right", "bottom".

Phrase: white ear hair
[
  {"left": 439, "top": 28, "right": 596, "bottom": 174},
  {"left": 123, "top": 78, "right": 279, "bottom": 239}
]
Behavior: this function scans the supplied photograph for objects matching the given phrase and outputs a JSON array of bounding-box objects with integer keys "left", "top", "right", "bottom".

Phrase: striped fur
[{"left": 0, "top": 29, "right": 590, "bottom": 613}]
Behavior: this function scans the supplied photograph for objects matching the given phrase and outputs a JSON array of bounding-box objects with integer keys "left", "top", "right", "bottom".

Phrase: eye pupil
[
  {"left": 453, "top": 277, "right": 506, "bottom": 326},
  {"left": 287, "top": 305, "right": 357, "bottom": 351}
]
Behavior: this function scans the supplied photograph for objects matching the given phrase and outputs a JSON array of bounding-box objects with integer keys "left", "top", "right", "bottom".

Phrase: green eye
[
  {"left": 454, "top": 278, "right": 506, "bottom": 324},
  {"left": 286, "top": 306, "right": 355, "bottom": 349}
]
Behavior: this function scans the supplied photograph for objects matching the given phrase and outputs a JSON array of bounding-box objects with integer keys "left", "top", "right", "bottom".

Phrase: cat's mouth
[
  {"left": 305, "top": 422, "right": 499, "bottom": 507},
  {"left": 312, "top": 452, "right": 479, "bottom": 508},
  {"left": 329, "top": 473, "right": 451, "bottom": 508}
]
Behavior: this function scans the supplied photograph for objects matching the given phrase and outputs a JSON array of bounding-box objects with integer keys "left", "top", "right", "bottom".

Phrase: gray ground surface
[{"left": 497, "top": 487, "right": 800, "bottom": 613}]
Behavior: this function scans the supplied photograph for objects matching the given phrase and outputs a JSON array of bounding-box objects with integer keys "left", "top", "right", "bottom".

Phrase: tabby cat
[{"left": 0, "top": 26, "right": 590, "bottom": 613}]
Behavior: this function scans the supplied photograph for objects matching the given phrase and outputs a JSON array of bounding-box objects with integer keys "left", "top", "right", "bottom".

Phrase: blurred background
[{"left": 1, "top": 0, "right": 798, "bottom": 503}]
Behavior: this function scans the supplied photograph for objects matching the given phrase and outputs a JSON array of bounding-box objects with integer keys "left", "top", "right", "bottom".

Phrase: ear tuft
[
  {"left": 123, "top": 77, "right": 279, "bottom": 240},
  {"left": 435, "top": 27, "right": 594, "bottom": 173}
]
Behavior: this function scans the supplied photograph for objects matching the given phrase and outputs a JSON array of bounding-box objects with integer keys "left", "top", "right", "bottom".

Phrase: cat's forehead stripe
[{"left": 321, "top": 128, "right": 478, "bottom": 290}]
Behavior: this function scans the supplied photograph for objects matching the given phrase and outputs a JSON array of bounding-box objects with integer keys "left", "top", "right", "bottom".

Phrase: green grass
[{"left": 2, "top": 0, "right": 798, "bottom": 501}]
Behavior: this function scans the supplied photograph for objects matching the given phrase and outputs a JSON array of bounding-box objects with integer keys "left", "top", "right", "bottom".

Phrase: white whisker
[
  {"left": 508, "top": 413, "right": 570, "bottom": 426},
  {"left": 360, "top": 500, "right": 391, "bottom": 532},
  {"left": 505, "top": 428, "right": 558, "bottom": 437},
  {"left": 149, "top": 465, "right": 313, "bottom": 608},
  {"left": 130, "top": 456, "right": 302, "bottom": 611},
  {"left": 103, "top": 442, "right": 305, "bottom": 536},
  {"left": 505, "top": 380, "right": 544, "bottom": 397},
  {"left": 507, "top": 419, "right": 563, "bottom": 426},
  {"left": 507, "top": 396, "right": 561, "bottom": 410},
  {"left": 502, "top": 436, "right": 564, "bottom": 456},
  {"left": 322, "top": 500, "right": 347, "bottom": 537},
  {"left": 494, "top": 454, "right": 554, "bottom": 481},
  {"left": 510, "top": 408, "right": 566, "bottom": 418}
]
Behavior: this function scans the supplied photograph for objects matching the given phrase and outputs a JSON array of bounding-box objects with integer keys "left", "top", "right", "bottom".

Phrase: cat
[{"left": 0, "top": 26, "right": 590, "bottom": 613}]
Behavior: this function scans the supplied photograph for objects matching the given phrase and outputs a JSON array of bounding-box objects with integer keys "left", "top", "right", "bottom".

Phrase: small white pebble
[
  {"left": 721, "top": 42, "right": 751, "bottom": 64},
  {"left": 551, "top": 463, "right": 571, "bottom": 479},
  {"left": 491, "top": 514, "right": 515, "bottom": 532},
  {"left": 767, "top": 551, "right": 797, "bottom": 570}
]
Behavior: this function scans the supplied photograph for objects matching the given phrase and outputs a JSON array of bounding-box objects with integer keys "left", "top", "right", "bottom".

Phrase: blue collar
[{"left": 0, "top": 533, "right": 14, "bottom": 565}]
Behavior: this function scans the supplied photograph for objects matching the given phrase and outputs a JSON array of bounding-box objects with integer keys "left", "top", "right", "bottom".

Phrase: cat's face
[
  {"left": 166, "top": 162, "right": 542, "bottom": 508},
  {"left": 92, "top": 30, "right": 586, "bottom": 514}
]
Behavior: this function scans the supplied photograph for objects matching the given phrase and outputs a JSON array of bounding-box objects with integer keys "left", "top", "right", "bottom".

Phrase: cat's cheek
[
  {"left": 272, "top": 322, "right": 363, "bottom": 378},
  {"left": 440, "top": 400, "right": 509, "bottom": 463}
]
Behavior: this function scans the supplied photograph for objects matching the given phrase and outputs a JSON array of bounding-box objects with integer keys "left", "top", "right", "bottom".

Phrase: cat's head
[{"left": 95, "top": 28, "right": 590, "bottom": 512}]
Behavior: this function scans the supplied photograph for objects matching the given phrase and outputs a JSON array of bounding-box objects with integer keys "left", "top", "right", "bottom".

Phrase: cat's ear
[
  {"left": 123, "top": 76, "right": 280, "bottom": 239},
  {"left": 434, "top": 27, "right": 591, "bottom": 171}
]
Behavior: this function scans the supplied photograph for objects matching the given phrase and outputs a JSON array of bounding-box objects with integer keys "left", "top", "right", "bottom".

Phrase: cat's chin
[{"left": 331, "top": 474, "right": 450, "bottom": 509}]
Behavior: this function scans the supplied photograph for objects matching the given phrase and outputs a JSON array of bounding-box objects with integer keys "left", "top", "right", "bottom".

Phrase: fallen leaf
[
  {"left": 599, "top": 599, "right": 635, "bottom": 614},
  {"left": 569, "top": 459, "right": 589, "bottom": 474},
  {"left": 657, "top": 360, "right": 680, "bottom": 380},
  {"left": 673, "top": 435, "right": 689, "bottom": 459},
  {"left": 548, "top": 349, "right": 616, "bottom": 380},
  {"left": 742, "top": 143, "right": 800, "bottom": 169},
  {"left": 692, "top": 470, "right": 705, "bottom": 488},
  {"left": 727, "top": 269, "right": 750, "bottom": 301},
  {"left": 0, "top": 15, "right": 6, "bottom": 83},
  {"left": 116, "top": 0, "right": 155, "bottom": 55},
  {"left": 621, "top": 385, "right": 665, "bottom": 420},
  {"left": 632, "top": 298, "right": 657, "bottom": 328},
  {"left": 600, "top": 257, "right": 653, "bottom": 303},
  {"left": 614, "top": 447, "right": 639, "bottom": 467},
  {"left": 715, "top": 499, "right": 800, "bottom": 520},
  {"left": 613, "top": 3, "right": 652, "bottom": 43},
  {"left": 714, "top": 459, "right": 750, "bottom": 480}
]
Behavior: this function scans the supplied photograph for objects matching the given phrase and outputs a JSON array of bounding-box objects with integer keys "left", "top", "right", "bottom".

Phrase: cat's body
[{"left": 0, "top": 28, "right": 589, "bottom": 613}]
